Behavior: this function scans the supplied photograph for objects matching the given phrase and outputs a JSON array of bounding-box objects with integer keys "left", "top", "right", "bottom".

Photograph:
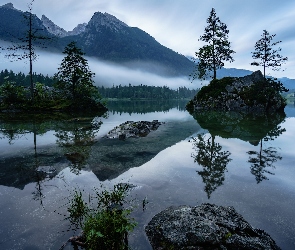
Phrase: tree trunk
[
  {"left": 29, "top": 12, "right": 34, "bottom": 100},
  {"left": 212, "top": 21, "right": 217, "bottom": 80}
]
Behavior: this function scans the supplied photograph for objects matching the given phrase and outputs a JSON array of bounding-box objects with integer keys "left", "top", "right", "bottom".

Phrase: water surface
[{"left": 0, "top": 101, "right": 294, "bottom": 249}]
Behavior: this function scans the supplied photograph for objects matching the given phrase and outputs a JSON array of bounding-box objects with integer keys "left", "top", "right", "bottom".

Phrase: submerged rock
[
  {"left": 36, "top": 165, "right": 56, "bottom": 174},
  {"left": 65, "top": 152, "right": 86, "bottom": 163},
  {"left": 105, "top": 120, "right": 164, "bottom": 139},
  {"left": 36, "top": 165, "right": 57, "bottom": 178},
  {"left": 145, "top": 203, "right": 280, "bottom": 249}
]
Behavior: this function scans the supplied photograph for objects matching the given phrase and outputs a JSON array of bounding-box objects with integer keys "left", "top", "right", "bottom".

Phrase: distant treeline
[
  {"left": 0, "top": 69, "right": 55, "bottom": 87},
  {"left": 107, "top": 99, "right": 189, "bottom": 114},
  {"left": 0, "top": 69, "right": 198, "bottom": 99},
  {"left": 97, "top": 84, "right": 198, "bottom": 99}
]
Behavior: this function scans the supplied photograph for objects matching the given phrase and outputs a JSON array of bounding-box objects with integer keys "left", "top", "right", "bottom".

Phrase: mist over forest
[{"left": 0, "top": 41, "right": 203, "bottom": 90}]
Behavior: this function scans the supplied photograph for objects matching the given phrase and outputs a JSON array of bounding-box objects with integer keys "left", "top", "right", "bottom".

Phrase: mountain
[
  {"left": 0, "top": 3, "right": 53, "bottom": 42},
  {"left": 217, "top": 68, "right": 253, "bottom": 78},
  {"left": 64, "top": 11, "right": 195, "bottom": 76},
  {"left": 41, "top": 15, "right": 68, "bottom": 37},
  {"left": 0, "top": 3, "right": 194, "bottom": 77},
  {"left": 0, "top": 3, "right": 294, "bottom": 85},
  {"left": 68, "top": 23, "right": 87, "bottom": 36},
  {"left": 217, "top": 68, "right": 294, "bottom": 89},
  {"left": 278, "top": 77, "right": 295, "bottom": 90},
  {"left": 41, "top": 15, "right": 87, "bottom": 37}
]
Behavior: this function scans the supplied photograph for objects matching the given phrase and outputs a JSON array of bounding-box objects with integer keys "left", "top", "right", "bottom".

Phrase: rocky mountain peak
[
  {"left": 87, "top": 11, "right": 128, "bottom": 32},
  {"left": 41, "top": 15, "right": 68, "bottom": 37},
  {"left": 68, "top": 23, "right": 87, "bottom": 36},
  {"left": 1, "top": 3, "right": 15, "bottom": 9},
  {"left": 41, "top": 15, "right": 86, "bottom": 37}
]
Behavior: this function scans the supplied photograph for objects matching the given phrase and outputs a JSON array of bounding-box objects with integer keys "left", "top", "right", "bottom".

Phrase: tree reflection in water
[
  {"left": 190, "top": 110, "right": 287, "bottom": 195},
  {"left": 55, "top": 118, "right": 102, "bottom": 174},
  {"left": 191, "top": 134, "right": 231, "bottom": 198},
  {"left": 247, "top": 124, "right": 285, "bottom": 183},
  {"left": 0, "top": 112, "right": 104, "bottom": 204}
]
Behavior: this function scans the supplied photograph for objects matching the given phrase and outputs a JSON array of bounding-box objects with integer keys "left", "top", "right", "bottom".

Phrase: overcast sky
[{"left": 0, "top": 0, "right": 294, "bottom": 79}]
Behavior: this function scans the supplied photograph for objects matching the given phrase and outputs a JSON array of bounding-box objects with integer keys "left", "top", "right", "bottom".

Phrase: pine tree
[
  {"left": 55, "top": 42, "right": 96, "bottom": 100},
  {"left": 251, "top": 30, "right": 288, "bottom": 78},
  {"left": 192, "top": 8, "right": 235, "bottom": 80}
]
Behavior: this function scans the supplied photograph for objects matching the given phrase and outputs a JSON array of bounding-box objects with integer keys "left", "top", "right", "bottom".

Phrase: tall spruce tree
[
  {"left": 251, "top": 30, "right": 288, "bottom": 78},
  {"left": 55, "top": 42, "right": 96, "bottom": 100},
  {"left": 192, "top": 8, "right": 235, "bottom": 80}
]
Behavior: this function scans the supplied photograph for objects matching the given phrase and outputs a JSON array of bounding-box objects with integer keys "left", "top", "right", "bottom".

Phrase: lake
[{"left": 0, "top": 100, "right": 295, "bottom": 249}]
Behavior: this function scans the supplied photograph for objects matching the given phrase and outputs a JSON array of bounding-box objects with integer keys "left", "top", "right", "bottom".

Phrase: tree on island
[
  {"left": 55, "top": 42, "right": 102, "bottom": 107},
  {"left": 251, "top": 30, "right": 288, "bottom": 79},
  {"left": 191, "top": 8, "right": 235, "bottom": 81}
]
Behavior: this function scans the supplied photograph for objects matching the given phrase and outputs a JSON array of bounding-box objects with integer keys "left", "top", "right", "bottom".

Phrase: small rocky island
[
  {"left": 187, "top": 71, "right": 287, "bottom": 114},
  {"left": 145, "top": 203, "right": 280, "bottom": 249},
  {"left": 105, "top": 120, "right": 163, "bottom": 140}
]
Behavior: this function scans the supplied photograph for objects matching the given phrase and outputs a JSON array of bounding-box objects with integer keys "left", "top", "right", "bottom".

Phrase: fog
[
  {"left": 0, "top": 44, "right": 203, "bottom": 90},
  {"left": 1, "top": 1, "right": 295, "bottom": 79}
]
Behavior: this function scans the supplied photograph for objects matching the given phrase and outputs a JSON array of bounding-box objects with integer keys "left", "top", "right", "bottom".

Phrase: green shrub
[
  {"left": 0, "top": 81, "right": 28, "bottom": 105},
  {"left": 66, "top": 183, "right": 137, "bottom": 250},
  {"left": 34, "top": 82, "right": 51, "bottom": 101}
]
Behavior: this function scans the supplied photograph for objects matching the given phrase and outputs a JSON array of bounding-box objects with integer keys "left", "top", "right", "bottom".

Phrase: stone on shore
[{"left": 145, "top": 203, "right": 280, "bottom": 250}]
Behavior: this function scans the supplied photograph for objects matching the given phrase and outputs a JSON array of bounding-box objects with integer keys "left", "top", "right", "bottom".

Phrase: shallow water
[{"left": 0, "top": 101, "right": 294, "bottom": 249}]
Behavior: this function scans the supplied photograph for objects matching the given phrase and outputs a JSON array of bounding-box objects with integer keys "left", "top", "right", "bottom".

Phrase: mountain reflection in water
[
  {"left": 0, "top": 112, "right": 104, "bottom": 189},
  {"left": 0, "top": 100, "right": 195, "bottom": 188},
  {"left": 0, "top": 101, "right": 295, "bottom": 250}
]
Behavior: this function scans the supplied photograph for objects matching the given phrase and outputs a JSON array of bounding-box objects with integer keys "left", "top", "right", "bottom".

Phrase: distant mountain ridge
[
  {"left": 0, "top": 3, "right": 194, "bottom": 77},
  {"left": 0, "top": 2, "right": 294, "bottom": 87},
  {"left": 41, "top": 15, "right": 87, "bottom": 37},
  {"left": 0, "top": 3, "right": 52, "bottom": 42},
  {"left": 217, "top": 67, "right": 295, "bottom": 90}
]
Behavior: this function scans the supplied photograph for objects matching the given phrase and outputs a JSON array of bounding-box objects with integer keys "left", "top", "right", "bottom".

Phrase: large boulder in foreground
[
  {"left": 145, "top": 203, "right": 280, "bottom": 250},
  {"left": 187, "top": 71, "right": 287, "bottom": 114}
]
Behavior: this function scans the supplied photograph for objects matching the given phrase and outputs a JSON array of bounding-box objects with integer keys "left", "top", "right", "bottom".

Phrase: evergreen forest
[{"left": 0, "top": 69, "right": 198, "bottom": 100}]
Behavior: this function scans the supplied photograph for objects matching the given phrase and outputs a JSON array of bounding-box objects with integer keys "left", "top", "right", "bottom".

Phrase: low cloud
[
  {"left": 1, "top": 0, "right": 294, "bottom": 78},
  {"left": 0, "top": 44, "right": 202, "bottom": 89}
]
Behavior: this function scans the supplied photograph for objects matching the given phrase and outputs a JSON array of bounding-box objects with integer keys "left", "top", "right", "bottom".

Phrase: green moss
[{"left": 197, "top": 77, "right": 235, "bottom": 101}]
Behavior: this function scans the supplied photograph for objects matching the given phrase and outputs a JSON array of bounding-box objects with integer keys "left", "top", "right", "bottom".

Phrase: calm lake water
[{"left": 0, "top": 100, "right": 295, "bottom": 250}]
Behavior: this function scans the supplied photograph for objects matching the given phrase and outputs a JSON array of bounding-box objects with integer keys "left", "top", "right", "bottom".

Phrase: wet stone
[
  {"left": 145, "top": 203, "right": 280, "bottom": 250},
  {"left": 105, "top": 120, "right": 164, "bottom": 139},
  {"left": 36, "top": 165, "right": 56, "bottom": 174}
]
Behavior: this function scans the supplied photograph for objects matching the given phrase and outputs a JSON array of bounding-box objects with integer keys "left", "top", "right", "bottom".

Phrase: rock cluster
[
  {"left": 189, "top": 71, "right": 286, "bottom": 114},
  {"left": 105, "top": 120, "right": 163, "bottom": 140},
  {"left": 145, "top": 203, "right": 280, "bottom": 249}
]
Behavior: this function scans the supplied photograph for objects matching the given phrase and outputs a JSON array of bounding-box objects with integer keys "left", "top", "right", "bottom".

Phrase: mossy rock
[{"left": 187, "top": 71, "right": 287, "bottom": 114}]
